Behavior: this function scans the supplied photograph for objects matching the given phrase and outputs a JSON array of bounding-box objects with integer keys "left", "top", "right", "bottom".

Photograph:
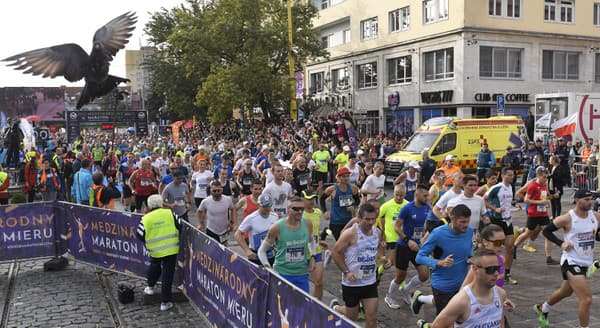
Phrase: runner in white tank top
[
  {"left": 561, "top": 209, "right": 598, "bottom": 267},
  {"left": 341, "top": 223, "right": 380, "bottom": 287},
  {"left": 455, "top": 285, "right": 503, "bottom": 328}
]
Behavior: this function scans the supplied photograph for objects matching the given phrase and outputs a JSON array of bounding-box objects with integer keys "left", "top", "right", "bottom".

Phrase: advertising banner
[
  {"left": 267, "top": 273, "right": 356, "bottom": 328},
  {"left": 179, "top": 223, "right": 269, "bottom": 328},
  {"left": 62, "top": 203, "right": 149, "bottom": 277},
  {"left": 0, "top": 203, "right": 57, "bottom": 262}
]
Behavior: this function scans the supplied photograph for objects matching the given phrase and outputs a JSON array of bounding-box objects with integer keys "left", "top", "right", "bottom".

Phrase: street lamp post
[{"left": 287, "top": 0, "right": 297, "bottom": 120}]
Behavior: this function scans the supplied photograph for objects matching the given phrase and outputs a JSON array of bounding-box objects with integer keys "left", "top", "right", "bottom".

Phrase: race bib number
[
  {"left": 357, "top": 264, "right": 375, "bottom": 280},
  {"left": 411, "top": 227, "right": 424, "bottom": 240},
  {"left": 285, "top": 247, "right": 305, "bottom": 262},
  {"left": 243, "top": 178, "right": 253, "bottom": 186},
  {"left": 576, "top": 232, "right": 595, "bottom": 257},
  {"left": 141, "top": 178, "right": 153, "bottom": 187},
  {"left": 339, "top": 194, "right": 354, "bottom": 207},
  {"left": 407, "top": 184, "right": 416, "bottom": 192},
  {"left": 176, "top": 199, "right": 186, "bottom": 206},
  {"left": 320, "top": 160, "right": 327, "bottom": 166},
  {"left": 252, "top": 231, "right": 274, "bottom": 258},
  {"left": 537, "top": 205, "right": 547, "bottom": 212},
  {"left": 299, "top": 174, "right": 308, "bottom": 186}
]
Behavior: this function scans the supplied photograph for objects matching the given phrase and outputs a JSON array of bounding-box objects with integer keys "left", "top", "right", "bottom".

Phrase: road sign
[{"left": 497, "top": 95, "right": 505, "bottom": 116}]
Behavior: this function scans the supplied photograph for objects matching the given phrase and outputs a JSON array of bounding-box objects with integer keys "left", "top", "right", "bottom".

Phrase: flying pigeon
[{"left": 3, "top": 12, "right": 137, "bottom": 109}]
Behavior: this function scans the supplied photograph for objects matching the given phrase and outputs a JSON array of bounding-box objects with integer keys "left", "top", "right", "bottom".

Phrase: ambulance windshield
[{"left": 403, "top": 132, "right": 439, "bottom": 152}]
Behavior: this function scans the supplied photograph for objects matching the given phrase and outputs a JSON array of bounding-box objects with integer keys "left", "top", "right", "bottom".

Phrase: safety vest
[
  {"left": 0, "top": 171, "right": 8, "bottom": 195},
  {"left": 89, "top": 184, "right": 115, "bottom": 209},
  {"left": 39, "top": 168, "right": 59, "bottom": 192},
  {"left": 25, "top": 150, "right": 37, "bottom": 163},
  {"left": 141, "top": 208, "right": 180, "bottom": 258}
]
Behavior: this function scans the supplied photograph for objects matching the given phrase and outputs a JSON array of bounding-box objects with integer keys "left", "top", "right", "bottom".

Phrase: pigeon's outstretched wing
[
  {"left": 2, "top": 44, "right": 89, "bottom": 82},
  {"left": 93, "top": 11, "right": 137, "bottom": 60}
]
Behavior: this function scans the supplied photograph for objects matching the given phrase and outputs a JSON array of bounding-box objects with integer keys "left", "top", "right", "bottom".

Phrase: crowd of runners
[{"left": 9, "top": 113, "right": 600, "bottom": 327}]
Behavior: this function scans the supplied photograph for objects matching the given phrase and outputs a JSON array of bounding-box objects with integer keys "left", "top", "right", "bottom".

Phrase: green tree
[{"left": 144, "top": 0, "right": 326, "bottom": 124}]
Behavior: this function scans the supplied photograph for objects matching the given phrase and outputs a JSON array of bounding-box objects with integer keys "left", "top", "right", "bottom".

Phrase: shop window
[{"left": 472, "top": 107, "right": 491, "bottom": 118}]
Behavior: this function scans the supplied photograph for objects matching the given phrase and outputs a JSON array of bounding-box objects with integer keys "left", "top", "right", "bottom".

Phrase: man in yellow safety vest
[{"left": 136, "top": 194, "right": 182, "bottom": 311}]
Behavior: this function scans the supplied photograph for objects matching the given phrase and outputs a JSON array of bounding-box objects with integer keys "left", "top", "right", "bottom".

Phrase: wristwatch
[{"left": 403, "top": 236, "right": 410, "bottom": 243}]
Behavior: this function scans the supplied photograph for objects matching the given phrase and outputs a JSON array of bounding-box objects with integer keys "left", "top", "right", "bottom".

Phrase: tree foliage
[{"left": 144, "top": 0, "right": 327, "bottom": 124}]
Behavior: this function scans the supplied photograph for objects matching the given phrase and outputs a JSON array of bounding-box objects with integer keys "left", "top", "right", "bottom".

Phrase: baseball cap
[
  {"left": 337, "top": 167, "right": 351, "bottom": 176},
  {"left": 302, "top": 190, "right": 317, "bottom": 199},
  {"left": 445, "top": 155, "right": 455, "bottom": 161},
  {"left": 343, "top": 145, "right": 351, "bottom": 152},
  {"left": 258, "top": 194, "right": 273, "bottom": 207},
  {"left": 408, "top": 160, "right": 420, "bottom": 170},
  {"left": 357, "top": 149, "right": 364, "bottom": 156},
  {"left": 574, "top": 188, "right": 592, "bottom": 199}
]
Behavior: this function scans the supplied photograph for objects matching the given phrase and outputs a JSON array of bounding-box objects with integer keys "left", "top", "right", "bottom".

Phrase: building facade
[
  {"left": 125, "top": 47, "right": 156, "bottom": 108},
  {"left": 305, "top": 0, "right": 600, "bottom": 137}
]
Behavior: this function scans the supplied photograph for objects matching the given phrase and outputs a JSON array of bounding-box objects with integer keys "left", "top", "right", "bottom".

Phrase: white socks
[
  {"left": 387, "top": 279, "right": 400, "bottom": 297},
  {"left": 404, "top": 275, "right": 421, "bottom": 292},
  {"left": 418, "top": 294, "right": 434, "bottom": 304},
  {"left": 542, "top": 302, "right": 551, "bottom": 313}
]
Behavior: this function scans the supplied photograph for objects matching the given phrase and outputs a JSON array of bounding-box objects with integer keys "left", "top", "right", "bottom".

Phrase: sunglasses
[
  {"left": 290, "top": 207, "right": 305, "bottom": 212},
  {"left": 476, "top": 265, "right": 501, "bottom": 275},
  {"left": 486, "top": 239, "right": 505, "bottom": 247}
]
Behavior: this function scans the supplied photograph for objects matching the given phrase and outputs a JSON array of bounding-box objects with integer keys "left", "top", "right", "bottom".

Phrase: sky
[{"left": 0, "top": 0, "right": 185, "bottom": 87}]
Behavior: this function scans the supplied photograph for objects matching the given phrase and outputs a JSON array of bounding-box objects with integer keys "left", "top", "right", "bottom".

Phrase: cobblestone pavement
[{"left": 1, "top": 185, "right": 599, "bottom": 327}]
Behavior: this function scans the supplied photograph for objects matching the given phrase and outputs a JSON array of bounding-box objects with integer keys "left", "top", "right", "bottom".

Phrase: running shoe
[
  {"left": 143, "top": 286, "right": 156, "bottom": 295},
  {"left": 323, "top": 250, "right": 332, "bottom": 269},
  {"left": 417, "top": 319, "right": 431, "bottom": 328},
  {"left": 523, "top": 244, "right": 537, "bottom": 253},
  {"left": 358, "top": 303, "right": 366, "bottom": 320},
  {"left": 330, "top": 298, "right": 340, "bottom": 311},
  {"left": 410, "top": 290, "right": 424, "bottom": 315},
  {"left": 505, "top": 273, "right": 518, "bottom": 285},
  {"left": 160, "top": 302, "right": 173, "bottom": 311},
  {"left": 546, "top": 256, "right": 559, "bottom": 265},
  {"left": 398, "top": 282, "right": 412, "bottom": 305},
  {"left": 586, "top": 260, "right": 599, "bottom": 278},
  {"left": 533, "top": 304, "right": 549, "bottom": 328},
  {"left": 384, "top": 295, "right": 401, "bottom": 309}
]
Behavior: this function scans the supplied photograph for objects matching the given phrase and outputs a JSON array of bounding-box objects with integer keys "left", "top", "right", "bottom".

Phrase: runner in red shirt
[{"left": 514, "top": 166, "right": 559, "bottom": 265}]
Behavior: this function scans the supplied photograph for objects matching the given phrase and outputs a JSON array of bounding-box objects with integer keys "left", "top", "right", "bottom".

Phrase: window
[
  {"left": 489, "top": 0, "right": 521, "bottom": 18},
  {"left": 387, "top": 56, "right": 412, "bottom": 84},
  {"left": 424, "top": 48, "right": 454, "bottom": 81},
  {"left": 343, "top": 29, "right": 351, "bottom": 44},
  {"left": 545, "top": 0, "right": 574, "bottom": 23},
  {"left": 480, "top": 46, "right": 523, "bottom": 78},
  {"left": 431, "top": 132, "right": 457, "bottom": 156},
  {"left": 357, "top": 62, "right": 378, "bottom": 89},
  {"left": 389, "top": 7, "right": 410, "bottom": 32},
  {"left": 542, "top": 50, "right": 579, "bottom": 80},
  {"left": 332, "top": 67, "right": 350, "bottom": 91},
  {"left": 321, "top": 0, "right": 329, "bottom": 10},
  {"left": 361, "top": 17, "right": 378, "bottom": 40},
  {"left": 423, "top": 0, "right": 448, "bottom": 23},
  {"left": 310, "top": 72, "right": 324, "bottom": 93},
  {"left": 595, "top": 53, "right": 600, "bottom": 82},
  {"left": 321, "top": 34, "right": 333, "bottom": 48},
  {"left": 594, "top": 3, "right": 600, "bottom": 25}
]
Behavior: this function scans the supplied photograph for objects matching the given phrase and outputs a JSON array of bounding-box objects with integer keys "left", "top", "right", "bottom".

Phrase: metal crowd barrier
[{"left": 571, "top": 162, "right": 599, "bottom": 192}]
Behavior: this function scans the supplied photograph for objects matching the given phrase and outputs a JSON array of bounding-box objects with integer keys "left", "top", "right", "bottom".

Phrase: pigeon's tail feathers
[
  {"left": 76, "top": 75, "right": 129, "bottom": 109},
  {"left": 3, "top": 44, "right": 88, "bottom": 82}
]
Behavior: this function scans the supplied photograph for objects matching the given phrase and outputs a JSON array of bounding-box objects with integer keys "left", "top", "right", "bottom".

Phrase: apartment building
[
  {"left": 305, "top": 0, "right": 600, "bottom": 137},
  {"left": 125, "top": 47, "right": 156, "bottom": 107}
]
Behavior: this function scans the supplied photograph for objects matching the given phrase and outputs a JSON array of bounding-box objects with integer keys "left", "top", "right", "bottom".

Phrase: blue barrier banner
[
  {"left": 267, "top": 273, "right": 356, "bottom": 328},
  {"left": 0, "top": 203, "right": 57, "bottom": 261},
  {"left": 180, "top": 223, "right": 269, "bottom": 328},
  {"left": 62, "top": 203, "right": 149, "bottom": 277}
]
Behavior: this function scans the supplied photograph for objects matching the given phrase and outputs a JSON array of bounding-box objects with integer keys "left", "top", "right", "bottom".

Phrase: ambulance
[{"left": 384, "top": 116, "right": 527, "bottom": 179}]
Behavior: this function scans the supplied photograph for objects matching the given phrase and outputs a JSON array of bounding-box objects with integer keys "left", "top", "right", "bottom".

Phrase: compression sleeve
[
  {"left": 542, "top": 222, "right": 564, "bottom": 247},
  {"left": 258, "top": 239, "right": 274, "bottom": 267}
]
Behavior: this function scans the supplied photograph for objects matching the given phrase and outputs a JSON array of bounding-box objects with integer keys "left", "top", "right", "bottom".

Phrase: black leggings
[{"left": 551, "top": 187, "right": 563, "bottom": 219}]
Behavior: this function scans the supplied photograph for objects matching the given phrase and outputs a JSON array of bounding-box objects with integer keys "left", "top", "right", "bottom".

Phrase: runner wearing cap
[
  {"left": 333, "top": 145, "right": 351, "bottom": 170},
  {"left": 535, "top": 188, "right": 600, "bottom": 328},
  {"left": 301, "top": 190, "right": 328, "bottom": 300},
  {"left": 393, "top": 160, "right": 420, "bottom": 202},
  {"left": 441, "top": 155, "right": 461, "bottom": 188},
  {"left": 325, "top": 167, "right": 360, "bottom": 240},
  {"left": 514, "top": 165, "right": 559, "bottom": 265},
  {"left": 235, "top": 193, "right": 278, "bottom": 266},
  {"left": 312, "top": 142, "right": 331, "bottom": 210}
]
